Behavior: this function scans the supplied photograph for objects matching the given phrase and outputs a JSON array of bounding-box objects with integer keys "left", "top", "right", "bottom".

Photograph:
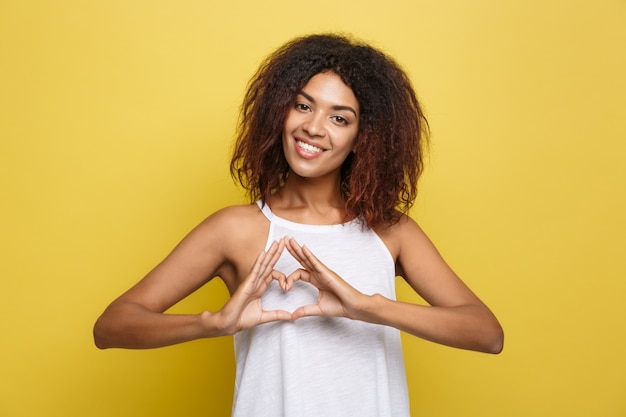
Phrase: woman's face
[{"left": 282, "top": 71, "right": 360, "bottom": 181}]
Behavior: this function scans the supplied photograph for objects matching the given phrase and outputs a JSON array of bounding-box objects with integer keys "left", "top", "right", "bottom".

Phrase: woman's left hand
[{"left": 284, "top": 237, "right": 367, "bottom": 320}]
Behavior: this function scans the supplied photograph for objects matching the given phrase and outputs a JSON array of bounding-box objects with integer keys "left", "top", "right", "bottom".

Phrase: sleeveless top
[{"left": 231, "top": 202, "right": 410, "bottom": 417}]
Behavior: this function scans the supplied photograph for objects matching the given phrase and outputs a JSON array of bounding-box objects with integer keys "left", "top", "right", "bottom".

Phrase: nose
[{"left": 302, "top": 112, "right": 326, "bottom": 137}]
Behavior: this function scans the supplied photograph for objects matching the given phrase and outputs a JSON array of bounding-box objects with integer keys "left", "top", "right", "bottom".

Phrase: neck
[{"left": 268, "top": 170, "right": 349, "bottom": 224}]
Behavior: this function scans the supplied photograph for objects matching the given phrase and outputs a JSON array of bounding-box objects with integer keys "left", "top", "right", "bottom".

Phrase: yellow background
[{"left": 1, "top": 1, "right": 625, "bottom": 416}]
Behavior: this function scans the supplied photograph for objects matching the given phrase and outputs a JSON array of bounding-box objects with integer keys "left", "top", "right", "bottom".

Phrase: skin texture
[
  {"left": 282, "top": 72, "right": 360, "bottom": 182},
  {"left": 93, "top": 72, "right": 503, "bottom": 354}
]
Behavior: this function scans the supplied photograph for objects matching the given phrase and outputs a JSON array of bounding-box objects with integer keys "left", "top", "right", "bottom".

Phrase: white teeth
[{"left": 296, "top": 140, "right": 323, "bottom": 153}]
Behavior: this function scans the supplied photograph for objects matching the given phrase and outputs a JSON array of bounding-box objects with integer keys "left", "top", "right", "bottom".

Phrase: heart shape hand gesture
[
  {"left": 283, "top": 237, "right": 365, "bottom": 321},
  {"left": 217, "top": 237, "right": 367, "bottom": 334}
]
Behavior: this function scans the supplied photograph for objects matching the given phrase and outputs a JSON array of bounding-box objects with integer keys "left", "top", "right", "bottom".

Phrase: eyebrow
[{"left": 297, "top": 90, "right": 359, "bottom": 117}]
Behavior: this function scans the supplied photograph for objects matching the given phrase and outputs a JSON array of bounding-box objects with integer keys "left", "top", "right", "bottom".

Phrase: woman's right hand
[{"left": 210, "top": 238, "right": 292, "bottom": 335}]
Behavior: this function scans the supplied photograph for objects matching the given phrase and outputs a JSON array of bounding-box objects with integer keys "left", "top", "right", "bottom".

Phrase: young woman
[{"left": 94, "top": 33, "right": 503, "bottom": 416}]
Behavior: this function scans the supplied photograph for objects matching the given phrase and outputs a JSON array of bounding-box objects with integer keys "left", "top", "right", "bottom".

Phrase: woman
[{"left": 94, "top": 33, "right": 503, "bottom": 416}]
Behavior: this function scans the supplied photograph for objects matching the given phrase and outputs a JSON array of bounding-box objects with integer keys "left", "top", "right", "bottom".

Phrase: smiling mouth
[{"left": 296, "top": 140, "right": 323, "bottom": 153}]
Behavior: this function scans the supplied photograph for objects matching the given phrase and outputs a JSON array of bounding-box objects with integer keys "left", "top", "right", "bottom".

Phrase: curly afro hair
[{"left": 230, "top": 33, "right": 429, "bottom": 228}]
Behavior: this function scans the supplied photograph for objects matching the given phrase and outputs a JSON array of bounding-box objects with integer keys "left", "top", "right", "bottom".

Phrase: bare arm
[
  {"left": 364, "top": 216, "right": 503, "bottom": 353},
  {"left": 284, "top": 216, "right": 504, "bottom": 354},
  {"left": 93, "top": 208, "right": 291, "bottom": 349}
]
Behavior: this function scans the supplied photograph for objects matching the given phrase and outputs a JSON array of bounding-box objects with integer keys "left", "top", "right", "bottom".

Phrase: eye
[
  {"left": 294, "top": 102, "right": 311, "bottom": 112},
  {"left": 331, "top": 115, "right": 349, "bottom": 125}
]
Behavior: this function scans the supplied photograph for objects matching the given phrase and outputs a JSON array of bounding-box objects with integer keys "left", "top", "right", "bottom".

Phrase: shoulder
[
  {"left": 373, "top": 211, "right": 425, "bottom": 244},
  {"left": 172, "top": 203, "right": 267, "bottom": 255},
  {"left": 373, "top": 212, "right": 433, "bottom": 267},
  {"left": 190, "top": 203, "right": 271, "bottom": 286},
  {"left": 197, "top": 203, "right": 267, "bottom": 239},
  {"left": 209, "top": 203, "right": 264, "bottom": 224}
]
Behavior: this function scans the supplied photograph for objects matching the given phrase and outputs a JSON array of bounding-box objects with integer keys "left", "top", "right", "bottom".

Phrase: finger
[
  {"left": 259, "top": 309, "right": 293, "bottom": 323},
  {"left": 249, "top": 249, "right": 268, "bottom": 280},
  {"left": 300, "top": 244, "right": 325, "bottom": 271},
  {"left": 266, "top": 239, "right": 284, "bottom": 267},
  {"left": 269, "top": 270, "right": 288, "bottom": 290},
  {"left": 285, "top": 268, "right": 309, "bottom": 290},
  {"left": 288, "top": 240, "right": 323, "bottom": 275},
  {"left": 261, "top": 240, "right": 279, "bottom": 267},
  {"left": 294, "top": 242, "right": 323, "bottom": 272},
  {"left": 256, "top": 241, "right": 280, "bottom": 280},
  {"left": 285, "top": 238, "right": 313, "bottom": 270},
  {"left": 291, "top": 304, "right": 323, "bottom": 320}
]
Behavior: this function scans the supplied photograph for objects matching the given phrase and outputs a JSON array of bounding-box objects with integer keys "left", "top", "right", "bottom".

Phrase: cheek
[
  {"left": 281, "top": 118, "right": 294, "bottom": 145},
  {"left": 282, "top": 110, "right": 299, "bottom": 132}
]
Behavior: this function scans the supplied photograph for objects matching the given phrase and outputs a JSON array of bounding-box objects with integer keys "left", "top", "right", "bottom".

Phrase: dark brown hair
[{"left": 230, "top": 33, "right": 429, "bottom": 227}]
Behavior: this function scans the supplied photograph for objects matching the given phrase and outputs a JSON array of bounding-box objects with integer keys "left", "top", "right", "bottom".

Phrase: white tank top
[{"left": 232, "top": 202, "right": 409, "bottom": 417}]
